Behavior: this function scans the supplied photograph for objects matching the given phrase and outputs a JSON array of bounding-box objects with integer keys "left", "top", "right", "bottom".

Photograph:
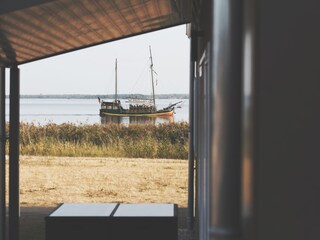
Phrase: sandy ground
[{"left": 6, "top": 156, "right": 194, "bottom": 240}]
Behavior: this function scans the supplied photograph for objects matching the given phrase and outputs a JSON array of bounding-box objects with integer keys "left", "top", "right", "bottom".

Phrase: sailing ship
[{"left": 99, "top": 46, "right": 181, "bottom": 117}]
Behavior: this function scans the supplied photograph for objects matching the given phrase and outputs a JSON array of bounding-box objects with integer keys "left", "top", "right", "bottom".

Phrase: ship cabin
[
  {"left": 100, "top": 100, "right": 123, "bottom": 116},
  {"left": 100, "top": 100, "right": 122, "bottom": 111}
]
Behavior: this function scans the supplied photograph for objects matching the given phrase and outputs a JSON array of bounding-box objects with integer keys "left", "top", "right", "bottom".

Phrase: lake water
[{"left": 5, "top": 98, "right": 189, "bottom": 125}]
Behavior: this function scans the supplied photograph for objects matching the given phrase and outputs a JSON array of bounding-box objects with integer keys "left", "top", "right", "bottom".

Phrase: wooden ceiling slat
[
  {"left": 160, "top": 0, "right": 175, "bottom": 27},
  {"left": 154, "top": 0, "right": 164, "bottom": 28},
  {"left": 123, "top": 0, "right": 144, "bottom": 31},
  {"left": 135, "top": 0, "right": 151, "bottom": 21},
  {"left": 159, "top": 1, "right": 172, "bottom": 16},
  {"left": 109, "top": 0, "right": 135, "bottom": 34},
  {"left": 7, "top": 41, "right": 40, "bottom": 59},
  {"left": 94, "top": 0, "right": 126, "bottom": 36},
  {"left": 145, "top": 0, "right": 157, "bottom": 18},
  {"left": 10, "top": 11, "right": 74, "bottom": 50},
  {"left": 22, "top": 9, "right": 76, "bottom": 48},
  {"left": 0, "top": 44, "right": 30, "bottom": 64},
  {"left": 39, "top": 4, "right": 89, "bottom": 46},
  {"left": 70, "top": 1, "right": 105, "bottom": 42},
  {"left": 28, "top": 6, "right": 85, "bottom": 47},
  {"left": 82, "top": 0, "right": 117, "bottom": 39},
  {"left": 1, "top": 33, "right": 51, "bottom": 58},
  {"left": 54, "top": 1, "right": 97, "bottom": 44},
  {"left": 0, "top": 19, "right": 59, "bottom": 55},
  {"left": 0, "top": 16, "right": 63, "bottom": 53}
]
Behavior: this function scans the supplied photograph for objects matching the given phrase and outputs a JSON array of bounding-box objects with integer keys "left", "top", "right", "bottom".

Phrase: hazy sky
[{"left": 15, "top": 25, "right": 190, "bottom": 95}]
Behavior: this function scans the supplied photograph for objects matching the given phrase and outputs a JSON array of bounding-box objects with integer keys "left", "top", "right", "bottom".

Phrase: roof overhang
[{"left": 0, "top": 0, "right": 191, "bottom": 66}]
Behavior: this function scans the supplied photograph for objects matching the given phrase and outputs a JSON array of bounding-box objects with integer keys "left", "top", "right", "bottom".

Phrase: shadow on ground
[{"left": 18, "top": 206, "right": 194, "bottom": 240}]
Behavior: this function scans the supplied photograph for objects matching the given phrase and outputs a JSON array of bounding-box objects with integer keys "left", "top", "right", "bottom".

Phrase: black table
[{"left": 45, "top": 203, "right": 177, "bottom": 240}]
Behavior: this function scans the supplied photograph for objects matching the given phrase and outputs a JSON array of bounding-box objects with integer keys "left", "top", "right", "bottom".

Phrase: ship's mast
[
  {"left": 115, "top": 58, "right": 118, "bottom": 101},
  {"left": 149, "top": 46, "right": 156, "bottom": 108}
]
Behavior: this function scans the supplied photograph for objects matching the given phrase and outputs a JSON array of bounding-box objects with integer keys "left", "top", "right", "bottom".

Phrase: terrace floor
[{"left": 18, "top": 207, "right": 194, "bottom": 240}]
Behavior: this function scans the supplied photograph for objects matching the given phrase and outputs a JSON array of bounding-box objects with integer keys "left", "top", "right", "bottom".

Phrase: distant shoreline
[{"left": 14, "top": 94, "right": 189, "bottom": 99}]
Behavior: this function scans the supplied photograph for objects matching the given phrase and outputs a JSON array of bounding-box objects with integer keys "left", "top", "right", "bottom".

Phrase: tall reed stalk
[{"left": 10, "top": 122, "right": 188, "bottom": 159}]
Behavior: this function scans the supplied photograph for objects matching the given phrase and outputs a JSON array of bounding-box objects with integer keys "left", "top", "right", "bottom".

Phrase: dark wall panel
[{"left": 256, "top": 1, "right": 320, "bottom": 239}]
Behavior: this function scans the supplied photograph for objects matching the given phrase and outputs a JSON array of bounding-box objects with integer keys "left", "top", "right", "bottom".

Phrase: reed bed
[{"left": 13, "top": 122, "right": 189, "bottom": 159}]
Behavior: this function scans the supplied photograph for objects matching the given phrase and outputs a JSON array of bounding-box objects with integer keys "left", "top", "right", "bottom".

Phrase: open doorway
[{"left": 12, "top": 25, "right": 192, "bottom": 240}]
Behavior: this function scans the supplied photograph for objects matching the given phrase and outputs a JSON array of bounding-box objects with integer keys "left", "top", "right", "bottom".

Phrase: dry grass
[
  {"left": 8, "top": 156, "right": 188, "bottom": 208},
  {"left": 18, "top": 122, "right": 189, "bottom": 159}
]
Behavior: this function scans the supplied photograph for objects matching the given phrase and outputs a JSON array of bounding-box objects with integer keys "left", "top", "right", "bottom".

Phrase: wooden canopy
[{"left": 0, "top": 0, "right": 191, "bottom": 66}]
